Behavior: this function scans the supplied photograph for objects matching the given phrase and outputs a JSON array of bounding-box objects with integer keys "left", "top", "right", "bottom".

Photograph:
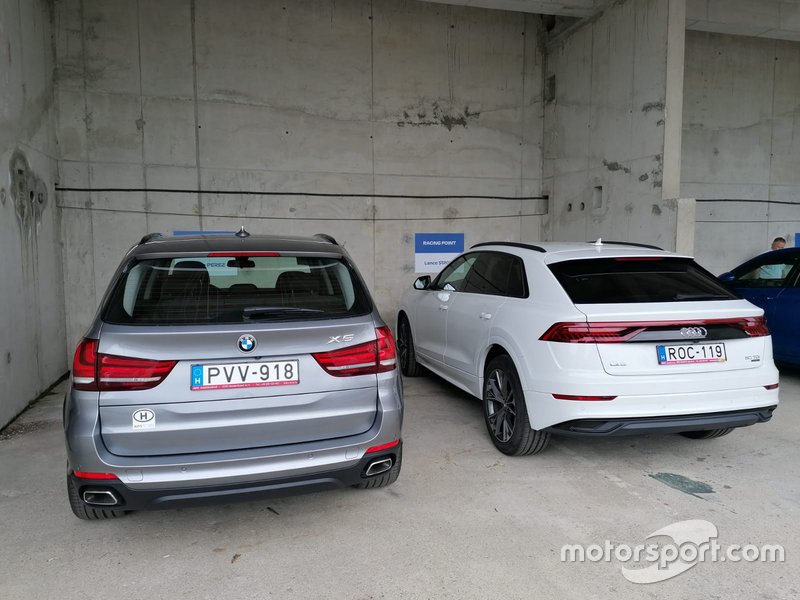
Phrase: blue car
[{"left": 720, "top": 247, "right": 800, "bottom": 366}]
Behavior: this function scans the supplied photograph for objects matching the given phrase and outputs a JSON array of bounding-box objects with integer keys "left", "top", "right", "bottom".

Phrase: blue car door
[{"left": 770, "top": 271, "right": 800, "bottom": 363}]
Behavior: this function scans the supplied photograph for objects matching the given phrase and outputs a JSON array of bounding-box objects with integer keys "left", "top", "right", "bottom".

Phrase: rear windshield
[
  {"left": 549, "top": 257, "right": 738, "bottom": 304},
  {"left": 102, "top": 255, "right": 372, "bottom": 324}
]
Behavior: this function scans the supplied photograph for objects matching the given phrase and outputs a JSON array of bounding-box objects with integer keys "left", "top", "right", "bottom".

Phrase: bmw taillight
[
  {"left": 72, "top": 338, "right": 99, "bottom": 390},
  {"left": 71, "top": 338, "right": 176, "bottom": 391},
  {"left": 312, "top": 326, "right": 397, "bottom": 376}
]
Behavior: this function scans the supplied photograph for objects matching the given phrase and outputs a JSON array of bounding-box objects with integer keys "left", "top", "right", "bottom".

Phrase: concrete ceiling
[{"left": 421, "top": 0, "right": 800, "bottom": 41}]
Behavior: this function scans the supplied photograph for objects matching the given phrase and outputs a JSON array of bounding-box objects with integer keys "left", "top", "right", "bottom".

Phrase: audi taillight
[
  {"left": 540, "top": 317, "right": 771, "bottom": 343},
  {"left": 312, "top": 326, "right": 397, "bottom": 377},
  {"left": 732, "top": 316, "right": 770, "bottom": 337},
  {"left": 540, "top": 322, "right": 647, "bottom": 343},
  {"left": 71, "top": 338, "right": 176, "bottom": 391}
]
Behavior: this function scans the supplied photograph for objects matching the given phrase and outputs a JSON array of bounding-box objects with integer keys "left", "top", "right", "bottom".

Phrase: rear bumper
[
  {"left": 69, "top": 442, "right": 401, "bottom": 511},
  {"left": 546, "top": 406, "right": 777, "bottom": 437}
]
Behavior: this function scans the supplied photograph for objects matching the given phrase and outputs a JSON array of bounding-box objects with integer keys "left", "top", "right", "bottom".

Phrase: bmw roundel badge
[{"left": 238, "top": 334, "right": 257, "bottom": 353}]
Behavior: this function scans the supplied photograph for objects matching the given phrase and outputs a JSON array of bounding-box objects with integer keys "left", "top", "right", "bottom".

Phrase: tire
[
  {"left": 354, "top": 447, "right": 402, "bottom": 489},
  {"left": 67, "top": 476, "right": 126, "bottom": 520},
  {"left": 680, "top": 428, "right": 734, "bottom": 440},
  {"left": 396, "top": 316, "right": 422, "bottom": 377},
  {"left": 483, "top": 355, "right": 550, "bottom": 456}
]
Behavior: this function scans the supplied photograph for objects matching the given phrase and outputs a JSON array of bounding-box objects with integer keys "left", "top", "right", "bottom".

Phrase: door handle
[
  {"left": 439, "top": 304, "right": 449, "bottom": 311},
  {"left": 480, "top": 312, "right": 492, "bottom": 320}
]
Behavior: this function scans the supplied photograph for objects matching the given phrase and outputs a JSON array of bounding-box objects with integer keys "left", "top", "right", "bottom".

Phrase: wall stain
[
  {"left": 641, "top": 101, "right": 665, "bottom": 113},
  {"left": 602, "top": 159, "right": 630, "bottom": 174},
  {"left": 396, "top": 100, "right": 480, "bottom": 131},
  {"left": 443, "top": 207, "right": 459, "bottom": 219},
  {"left": 650, "top": 153, "right": 663, "bottom": 188},
  {"left": 639, "top": 173, "right": 649, "bottom": 181},
  {"left": 651, "top": 204, "right": 662, "bottom": 216}
]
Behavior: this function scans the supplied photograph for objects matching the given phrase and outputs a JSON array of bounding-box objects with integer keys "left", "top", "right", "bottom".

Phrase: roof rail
[
  {"left": 471, "top": 241, "right": 546, "bottom": 253},
  {"left": 314, "top": 233, "right": 338, "bottom": 245},
  {"left": 138, "top": 232, "right": 163, "bottom": 245},
  {"left": 588, "top": 240, "right": 664, "bottom": 251}
]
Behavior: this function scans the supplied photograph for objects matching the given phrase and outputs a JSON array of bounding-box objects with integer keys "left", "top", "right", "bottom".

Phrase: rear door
[{"left": 96, "top": 254, "right": 380, "bottom": 457}]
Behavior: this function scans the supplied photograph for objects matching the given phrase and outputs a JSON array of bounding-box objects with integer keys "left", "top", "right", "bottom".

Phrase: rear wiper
[
  {"left": 243, "top": 306, "right": 324, "bottom": 319},
  {"left": 674, "top": 293, "right": 731, "bottom": 301}
]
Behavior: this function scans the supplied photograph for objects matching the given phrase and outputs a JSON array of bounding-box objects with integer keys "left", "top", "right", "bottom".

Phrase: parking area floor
[{"left": 1, "top": 370, "right": 798, "bottom": 599}]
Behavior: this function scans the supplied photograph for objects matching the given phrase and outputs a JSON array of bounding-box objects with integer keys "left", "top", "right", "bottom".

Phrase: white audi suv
[{"left": 397, "top": 240, "right": 779, "bottom": 455}]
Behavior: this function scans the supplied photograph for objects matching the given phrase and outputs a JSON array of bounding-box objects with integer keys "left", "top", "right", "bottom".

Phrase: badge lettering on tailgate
[{"left": 328, "top": 334, "right": 355, "bottom": 344}]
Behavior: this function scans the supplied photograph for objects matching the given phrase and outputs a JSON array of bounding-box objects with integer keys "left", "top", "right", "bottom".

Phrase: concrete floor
[{"left": 1, "top": 370, "right": 798, "bottom": 599}]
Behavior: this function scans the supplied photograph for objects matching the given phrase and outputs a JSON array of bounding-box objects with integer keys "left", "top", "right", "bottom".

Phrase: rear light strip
[
  {"left": 366, "top": 439, "right": 400, "bottom": 454},
  {"left": 553, "top": 394, "right": 617, "bottom": 401},
  {"left": 764, "top": 384, "right": 779, "bottom": 390},
  {"left": 312, "top": 326, "right": 397, "bottom": 377},
  {"left": 208, "top": 251, "right": 280, "bottom": 257},
  {"left": 72, "top": 339, "right": 177, "bottom": 392},
  {"left": 540, "top": 316, "right": 769, "bottom": 343},
  {"left": 73, "top": 470, "right": 119, "bottom": 480}
]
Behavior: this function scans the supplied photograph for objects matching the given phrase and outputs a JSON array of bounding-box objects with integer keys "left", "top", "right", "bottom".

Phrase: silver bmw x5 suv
[{"left": 64, "top": 230, "right": 403, "bottom": 519}]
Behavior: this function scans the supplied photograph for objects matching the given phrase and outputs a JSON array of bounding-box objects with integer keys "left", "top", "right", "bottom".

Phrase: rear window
[
  {"left": 549, "top": 257, "right": 738, "bottom": 304},
  {"left": 103, "top": 255, "right": 372, "bottom": 324}
]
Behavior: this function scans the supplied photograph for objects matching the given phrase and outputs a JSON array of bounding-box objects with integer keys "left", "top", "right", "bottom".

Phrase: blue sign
[
  {"left": 414, "top": 233, "right": 465, "bottom": 273},
  {"left": 414, "top": 233, "right": 465, "bottom": 253}
]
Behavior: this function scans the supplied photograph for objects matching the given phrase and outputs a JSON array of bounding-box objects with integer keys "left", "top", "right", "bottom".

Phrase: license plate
[
  {"left": 191, "top": 360, "right": 299, "bottom": 390},
  {"left": 657, "top": 343, "right": 726, "bottom": 365}
]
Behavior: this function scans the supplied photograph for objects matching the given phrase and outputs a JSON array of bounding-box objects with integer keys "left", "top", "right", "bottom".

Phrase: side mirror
[
  {"left": 718, "top": 272, "right": 735, "bottom": 282},
  {"left": 414, "top": 275, "right": 431, "bottom": 290}
]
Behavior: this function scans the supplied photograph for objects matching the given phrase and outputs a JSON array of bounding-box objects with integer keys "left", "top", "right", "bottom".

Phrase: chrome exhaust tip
[
  {"left": 83, "top": 489, "right": 120, "bottom": 506},
  {"left": 365, "top": 457, "right": 393, "bottom": 477}
]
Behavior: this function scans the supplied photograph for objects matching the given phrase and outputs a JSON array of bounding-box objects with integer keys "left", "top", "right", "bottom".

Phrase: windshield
[{"left": 102, "top": 255, "right": 372, "bottom": 324}]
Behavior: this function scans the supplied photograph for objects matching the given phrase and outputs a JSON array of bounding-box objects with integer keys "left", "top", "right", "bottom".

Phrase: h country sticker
[{"left": 132, "top": 408, "right": 155, "bottom": 430}]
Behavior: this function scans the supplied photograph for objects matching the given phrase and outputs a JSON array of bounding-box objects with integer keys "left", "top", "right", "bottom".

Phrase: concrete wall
[
  {"left": 542, "top": 0, "right": 689, "bottom": 249},
  {"left": 682, "top": 30, "right": 800, "bottom": 275},
  {"left": 55, "top": 0, "right": 546, "bottom": 351},
  {"left": 0, "top": 0, "right": 67, "bottom": 428}
]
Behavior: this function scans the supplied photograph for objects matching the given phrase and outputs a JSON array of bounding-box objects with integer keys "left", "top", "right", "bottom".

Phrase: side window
[
  {"left": 463, "top": 252, "right": 528, "bottom": 297},
  {"left": 433, "top": 254, "right": 478, "bottom": 292},
  {"left": 735, "top": 257, "right": 799, "bottom": 288}
]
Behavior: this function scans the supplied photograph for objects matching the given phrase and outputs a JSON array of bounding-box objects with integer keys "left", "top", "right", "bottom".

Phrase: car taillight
[
  {"left": 97, "top": 354, "right": 177, "bottom": 391},
  {"left": 72, "top": 338, "right": 99, "bottom": 390},
  {"left": 312, "top": 326, "right": 397, "bottom": 377},
  {"left": 539, "top": 322, "right": 647, "bottom": 343},
  {"left": 541, "top": 317, "right": 771, "bottom": 343},
  {"left": 71, "top": 338, "right": 176, "bottom": 391},
  {"left": 733, "top": 316, "right": 770, "bottom": 337}
]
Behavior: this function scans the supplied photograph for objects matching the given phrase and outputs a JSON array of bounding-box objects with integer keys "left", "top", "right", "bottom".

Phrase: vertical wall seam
[
  {"left": 78, "top": 0, "right": 96, "bottom": 308},
  {"left": 767, "top": 38, "right": 778, "bottom": 221},
  {"left": 190, "top": 0, "right": 203, "bottom": 229},
  {"left": 520, "top": 14, "right": 527, "bottom": 241},
  {"left": 135, "top": 0, "right": 148, "bottom": 232},
  {"left": 370, "top": 0, "right": 376, "bottom": 288}
]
